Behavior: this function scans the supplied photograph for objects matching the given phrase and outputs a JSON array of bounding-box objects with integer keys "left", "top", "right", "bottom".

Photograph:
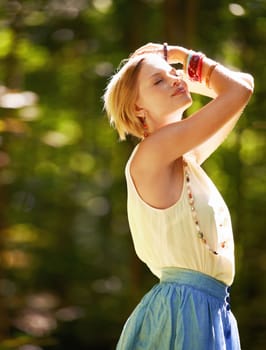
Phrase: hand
[
  {"left": 130, "top": 42, "right": 186, "bottom": 65},
  {"left": 130, "top": 42, "right": 164, "bottom": 58}
]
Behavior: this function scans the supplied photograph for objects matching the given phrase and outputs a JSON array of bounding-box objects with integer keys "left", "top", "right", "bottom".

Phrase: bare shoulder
[
  {"left": 130, "top": 141, "right": 184, "bottom": 209},
  {"left": 130, "top": 139, "right": 161, "bottom": 174}
]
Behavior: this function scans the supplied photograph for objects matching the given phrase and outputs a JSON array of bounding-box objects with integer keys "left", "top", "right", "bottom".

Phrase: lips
[{"left": 171, "top": 86, "right": 186, "bottom": 97}]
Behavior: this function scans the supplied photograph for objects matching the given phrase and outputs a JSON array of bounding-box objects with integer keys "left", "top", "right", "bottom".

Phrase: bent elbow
[
  {"left": 241, "top": 72, "right": 255, "bottom": 93},
  {"left": 228, "top": 82, "right": 253, "bottom": 112},
  {"left": 245, "top": 73, "right": 255, "bottom": 92},
  {"left": 238, "top": 77, "right": 254, "bottom": 104},
  {"left": 244, "top": 83, "right": 254, "bottom": 100},
  {"left": 231, "top": 71, "right": 254, "bottom": 97}
]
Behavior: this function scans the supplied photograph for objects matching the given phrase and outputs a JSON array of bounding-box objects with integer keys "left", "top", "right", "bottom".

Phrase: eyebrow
[
  {"left": 149, "top": 72, "right": 162, "bottom": 80},
  {"left": 149, "top": 67, "right": 176, "bottom": 80}
]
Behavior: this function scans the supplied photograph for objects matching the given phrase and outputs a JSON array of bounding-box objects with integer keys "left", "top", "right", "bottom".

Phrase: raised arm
[
  {"left": 133, "top": 44, "right": 254, "bottom": 167},
  {"left": 183, "top": 71, "right": 254, "bottom": 164}
]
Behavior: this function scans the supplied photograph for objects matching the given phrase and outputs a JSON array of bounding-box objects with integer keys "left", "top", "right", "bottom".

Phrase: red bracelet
[
  {"left": 197, "top": 55, "right": 204, "bottom": 83},
  {"left": 187, "top": 52, "right": 205, "bottom": 82}
]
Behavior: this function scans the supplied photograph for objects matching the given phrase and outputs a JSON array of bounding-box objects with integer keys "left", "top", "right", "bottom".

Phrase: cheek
[{"left": 140, "top": 92, "right": 157, "bottom": 110}]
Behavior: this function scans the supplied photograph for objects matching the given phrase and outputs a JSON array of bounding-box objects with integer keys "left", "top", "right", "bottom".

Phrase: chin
[
  {"left": 183, "top": 94, "right": 193, "bottom": 109},
  {"left": 178, "top": 96, "right": 192, "bottom": 113},
  {"left": 186, "top": 99, "right": 193, "bottom": 108}
]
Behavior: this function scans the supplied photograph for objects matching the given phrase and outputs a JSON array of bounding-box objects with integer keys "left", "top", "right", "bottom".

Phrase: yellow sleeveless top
[{"left": 125, "top": 147, "right": 235, "bottom": 286}]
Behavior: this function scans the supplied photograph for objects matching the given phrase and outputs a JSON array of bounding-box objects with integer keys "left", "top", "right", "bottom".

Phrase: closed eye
[{"left": 154, "top": 79, "right": 163, "bottom": 85}]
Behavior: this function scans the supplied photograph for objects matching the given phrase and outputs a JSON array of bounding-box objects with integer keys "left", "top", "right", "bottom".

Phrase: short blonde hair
[{"left": 103, "top": 55, "right": 147, "bottom": 140}]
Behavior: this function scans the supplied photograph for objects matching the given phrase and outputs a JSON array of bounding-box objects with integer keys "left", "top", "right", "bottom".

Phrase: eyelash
[{"left": 154, "top": 70, "right": 181, "bottom": 85}]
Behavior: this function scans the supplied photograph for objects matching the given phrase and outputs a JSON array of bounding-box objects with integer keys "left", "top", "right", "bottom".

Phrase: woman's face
[{"left": 136, "top": 55, "right": 192, "bottom": 126}]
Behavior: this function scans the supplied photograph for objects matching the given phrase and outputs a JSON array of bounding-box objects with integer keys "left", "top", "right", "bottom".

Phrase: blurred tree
[{"left": 0, "top": 0, "right": 265, "bottom": 349}]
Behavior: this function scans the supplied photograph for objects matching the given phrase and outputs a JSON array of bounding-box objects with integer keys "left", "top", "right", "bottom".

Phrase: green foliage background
[{"left": 0, "top": 0, "right": 265, "bottom": 349}]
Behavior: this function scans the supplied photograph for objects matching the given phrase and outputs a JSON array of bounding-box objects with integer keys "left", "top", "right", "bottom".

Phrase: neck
[{"left": 150, "top": 111, "right": 184, "bottom": 133}]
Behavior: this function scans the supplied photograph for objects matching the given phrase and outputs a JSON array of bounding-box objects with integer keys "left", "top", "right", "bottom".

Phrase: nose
[
  {"left": 171, "top": 77, "right": 182, "bottom": 87},
  {"left": 168, "top": 71, "right": 182, "bottom": 84}
]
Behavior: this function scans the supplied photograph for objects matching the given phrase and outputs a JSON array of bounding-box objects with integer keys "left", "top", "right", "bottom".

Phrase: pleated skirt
[{"left": 116, "top": 267, "right": 241, "bottom": 350}]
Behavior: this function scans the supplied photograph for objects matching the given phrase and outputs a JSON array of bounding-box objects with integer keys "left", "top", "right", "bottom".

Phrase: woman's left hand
[
  {"left": 130, "top": 42, "right": 185, "bottom": 65},
  {"left": 130, "top": 42, "right": 163, "bottom": 57}
]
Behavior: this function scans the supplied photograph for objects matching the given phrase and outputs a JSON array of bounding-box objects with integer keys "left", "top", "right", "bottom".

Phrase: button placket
[{"left": 225, "top": 287, "right": 231, "bottom": 311}]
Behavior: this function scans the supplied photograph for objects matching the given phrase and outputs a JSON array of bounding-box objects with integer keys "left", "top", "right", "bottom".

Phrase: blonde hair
[{"left": 103, "top": 55, "right": 147, "bottom": 140}]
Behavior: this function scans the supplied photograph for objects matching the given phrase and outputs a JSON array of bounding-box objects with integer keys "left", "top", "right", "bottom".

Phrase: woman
[{"left": 104, "top": 43, "right": 253, "bottom": 349}]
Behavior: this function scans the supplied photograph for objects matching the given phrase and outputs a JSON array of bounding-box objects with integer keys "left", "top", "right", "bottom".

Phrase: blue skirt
[{"left": 116, "top": 268, "right": 240, "bottom": 349}]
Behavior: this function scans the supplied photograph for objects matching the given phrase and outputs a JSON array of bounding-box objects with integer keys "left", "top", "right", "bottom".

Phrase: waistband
[{"left": 160, "top": 267, "right": 230, "bottom": 301}]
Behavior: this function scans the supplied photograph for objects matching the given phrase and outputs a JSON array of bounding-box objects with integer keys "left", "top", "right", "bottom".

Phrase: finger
[
  {"left": 130, "top": 44, "right": 162, "bottom": 58},
  {"left": 135, "top": 44, "right": 160, "bottom": 53}
]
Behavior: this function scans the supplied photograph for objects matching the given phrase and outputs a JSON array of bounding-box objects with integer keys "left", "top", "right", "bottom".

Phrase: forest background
[{"left": 0, "top": 0, "right": 265, "bottom": 349}]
